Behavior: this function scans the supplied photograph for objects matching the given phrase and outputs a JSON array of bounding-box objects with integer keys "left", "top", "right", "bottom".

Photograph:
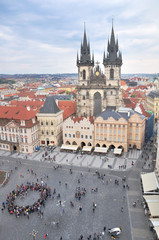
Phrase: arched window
[
  {"left": 83, "top": 70, "right": 86, "bottom": 80},
  {"left": 110, "top": 68, "right": 114, "bottom": 80},
  {"left": 111, "top": 91, "right": 113, "bottom": 95},
  {"left": 83, "top": 96, "right": 85, "bottom": 100},
  {"left": 51, "top": 121, "right": 53, "bottom": 126}
]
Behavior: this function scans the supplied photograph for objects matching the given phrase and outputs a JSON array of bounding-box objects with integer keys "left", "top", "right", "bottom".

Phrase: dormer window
[
  {"left": 32, "top": 118, "right": 35, "bottom": 124},
  {"left": 21, "top": 120, "right": 25, "bottom": 126}
]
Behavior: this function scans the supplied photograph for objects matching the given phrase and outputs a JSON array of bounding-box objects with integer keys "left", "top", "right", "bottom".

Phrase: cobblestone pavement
[{"left": 0, "top": 147, "right": 154, "bottom": 240}]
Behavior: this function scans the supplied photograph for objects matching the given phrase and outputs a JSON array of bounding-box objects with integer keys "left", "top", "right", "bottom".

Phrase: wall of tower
[
  {"left": 78, "top": 66, "right": 93, "bottom": 86},
  {"left": 104, "top": 65, "right": 121, "bottom": 87}
]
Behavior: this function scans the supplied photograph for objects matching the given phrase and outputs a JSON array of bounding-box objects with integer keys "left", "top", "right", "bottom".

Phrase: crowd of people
[{"left": 5, "top": 182, "right": 51, "bottom": 218}]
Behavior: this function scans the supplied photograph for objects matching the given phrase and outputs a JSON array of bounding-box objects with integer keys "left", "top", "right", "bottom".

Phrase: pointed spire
[
  {"left": 77, "top": 51, "right": 79, "bottom": 63},
  {"left": 103, "top": 22, "right": 122, "bottom": 66}
]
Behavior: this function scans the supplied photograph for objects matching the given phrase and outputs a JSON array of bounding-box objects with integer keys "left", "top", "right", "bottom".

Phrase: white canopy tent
[
  {"left": 61, "top": 144, "right": 79, "bottom": 151},
  {"left": 141, "top": 172, "right": 159, "bottom": 193},
  {"left": 82, "top": 146, "right": 93, "bottom": 153},
  {"left": 114, "top": 148, "right": 122, "bottom": 155},
  {"left": 94, "top": 147, "right": 108, "bottom": 153}
]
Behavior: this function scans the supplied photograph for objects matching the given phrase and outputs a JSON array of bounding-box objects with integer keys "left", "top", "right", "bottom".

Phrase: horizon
[{"left": 1, "top": 0, "right": 159, "bottom": 74}]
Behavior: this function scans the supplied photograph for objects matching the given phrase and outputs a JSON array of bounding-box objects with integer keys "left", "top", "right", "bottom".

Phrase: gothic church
[{"left": 76, "top": 25, "right": 123, "bottom": 117}]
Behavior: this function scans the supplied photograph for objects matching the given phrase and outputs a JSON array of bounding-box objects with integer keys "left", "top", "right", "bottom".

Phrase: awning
[
  {"left": 149, "top": 219, "right": 159, "bottom": 238},
  {"left": 149, "top": 218, "right": 159, "bottom": 227},
  {"left": 114, "top": 148, "right": 122, "bottom": 155},
  {"left": 94, "top": 147, "right": 108, "bottom": 153},
  {"left": 141, "top": 172, "right": 159, "bottom": 193},
  {"left": 61, "top": 144, "right": 79, "bottom": 151},
  {"left": 82, "top": 146, "right": 93, "bottom": 152},
  {"left": 143, "top": 195, "right": 159, "bottom": 203},
  {"left": 147, "top": 202, "right": 159, "bottom": 217}
]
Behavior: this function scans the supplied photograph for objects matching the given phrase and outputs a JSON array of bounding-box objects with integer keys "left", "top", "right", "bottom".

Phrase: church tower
[
  {"left": 103, "top": 24, "right": 123, "bottom": 108},
  {"left": 77, "top": 26, "right": 94, "bottom": 86},
  {"left": 76, "top": 27, "right": 94, "bottom": 117}
]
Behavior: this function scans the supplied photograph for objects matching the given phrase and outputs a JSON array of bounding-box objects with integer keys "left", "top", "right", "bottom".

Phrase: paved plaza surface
[{"left": 0, "top": 148, "right": 154, "bottom": 240}]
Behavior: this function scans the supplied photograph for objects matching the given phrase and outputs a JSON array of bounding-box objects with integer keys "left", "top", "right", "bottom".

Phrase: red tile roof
[
  {"left": 58, "top": 101, "right": 76, "bottom": 120},
  {"left": 72, "top": 116, "right": 94, "bottom": 124},
  {"left": 0, "top": 106, "right": 38, "bottom": 120},
  {"left": 139, "top": 103, "right": 151, "bottom": 118}
]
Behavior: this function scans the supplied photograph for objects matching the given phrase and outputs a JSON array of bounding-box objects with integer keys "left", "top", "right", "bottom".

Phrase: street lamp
[{"left": 29, "top": 229, "right": 38, "bottom": 240}]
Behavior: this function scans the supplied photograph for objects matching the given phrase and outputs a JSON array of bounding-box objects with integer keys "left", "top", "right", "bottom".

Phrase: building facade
[
  {"left": 37, "top": 95, "right": 63, "bottom": 146},
  {"left": 94, "top": 108, "right": 145, "bottom": 152},
  {"left": 0, "top": 106, "right": 39, "bottom": 153},
  {"left": 76, "top": 25, "right": 123, "bottom": 117},
  {"left": 147, "top": 90, "right": 159, "bottom": 122},
  {"left": 63, "top": 116, "right": 94, "bottom": 147}
]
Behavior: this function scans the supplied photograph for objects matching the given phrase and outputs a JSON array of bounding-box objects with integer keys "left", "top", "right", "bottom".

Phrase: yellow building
[
  {"left": 147, "top": 91, "right": 159, "bottom": 122},
  {"left": 94, "top": 108, "right": 145, "bottom": 152},
  {"left": 36, "top": 95, "right": 63, "bottom": 146}
]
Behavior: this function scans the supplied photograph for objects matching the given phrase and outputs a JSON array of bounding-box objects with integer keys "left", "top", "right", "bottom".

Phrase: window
[
  {"left": 122, "top": 137, "right": 125, "bottom": 142},
  {"left": 101, "top": 136, "right": 103, "bottom": 140},
  {"left": 118, "top": 137, "right": 120, "bottom": 141},
  {"left": 9, "top": 128, "right": 11, "bottom": 132},
  {"left": 114, "top": 130, "right": 116, "bottom": 134},
  {"left": 101, "top": 124, "right": 103, "bottom": 127},
  {"left": 73, "top": 134, "right": 75, "bottom": 138},
  {"left": 136, "top": 123, "right": 138, "bottom": 127},
  {"left": 101, "top": 129, "right": 103, "bottom": 133},
  {"left": 111, "top": 91, "right": 113, "bottom": 95},
  {"left": 90, "top": 136, "right": 92, "bottom": 139},
  {"left": 110, "top": 124, "right": 112, "bottom": 127},
  {"left": 136, "top": 129, "right": 138, "bottom": 133},
  {"left": 109, "top": 136, "right": 112, "bottom": 141},
  {"left": 129, "top": 135, "right": 132, "bottom": 140},
  {"left": 104, "top": 137, "right": 107, "bottom": 140},
  {"left": 42, "top": 130, "right": 44, "bottom": 134},
  {"left": 104, "top": 124, "right": 107, "bottom": 127},
  {"left": 104, "top": 129, "right": 107, "bottom": 134},
  {"left": 123, "top": 130, "right": 125, "bottom": 134},
  {"left": 65, "top": 134, "right": 67, "bottom": 137},
  {"left": 96, "top": 136, "right": 99, "bottom": 140},
  {"left": 118, "top": 125, "right": 121, "bottom": 128},
  {"left": 25, "top": 138, "right": 28, "bottom": 143},
  {"left": 114, "top": 137, "right": 116, "bottom": 142},
  {"left": 83, "top": 96, "right": 85, "bottom": 100},
  {"left": 41, "top": 121, "right": 43, "bottom": 126},
  {"left": 97, "top": 124, "right": 99, "bottom": 126},
  {"left": 51, "top": 131, "right": 54, "bottom": 135},
  {"left": 118, "top": 130, "right": 121, "bottom": 134},
  {"left": 69, "top": 134, "right": 71, "bottom": 137},
  {"left": 83, "top": 69, "right": 86, "bottom": 80},
  {"left": 21, "top": 138, "right": 23, "bottom": 142},
  {"left": 135, "top": 135, "right": 138, "bottom": 140},
  {"left": 4, "top": 127, "right": 6, "bottom": 131},
  {"left": 46, "top": 121, "right": 48, "bottom": 126},
  {"left": 123, "top": 125, "right": 125, "bottom": 128},
  {"left": 96, "top": 129, "right": 99, "bottom": 133},
  {"left": 110, "top": 68, "right": 114, "bottom": 79},
  {"left": 46, "top": 131, "right": 49, "bottom": 135},
  {"left": 130, "top": 123, "right": 132, "bottom": 126},
  {"left": 130, "top": 128, "right": 132, "bottom": 133},
  {"left": 85, "top": 135, "right": 88, "bottom": 139},
  {"left": 109, "top": 129, "right": 112, "bottom": 134},
  {"left": 104, "top": 91, "right": 106, "bottom": 99},
  {"left": 81, "top": 135, "right": 83, "bottom": 138},
  {"left": 51, "top": 122, "right": 53, "bottom": 126},
  {"left": 1, "top": 127, "right": 3, "bottom": 131},
  {"left": 24, "top": 129, "right": 27, "bottom": 133},
  {"left": 20, "top": 129, "right": 23, "bottom": 133}
]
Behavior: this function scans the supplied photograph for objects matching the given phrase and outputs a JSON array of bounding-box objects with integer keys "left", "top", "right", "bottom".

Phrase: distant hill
[{"left": 0, "top": 78, "right": 15, "bottom": 84}]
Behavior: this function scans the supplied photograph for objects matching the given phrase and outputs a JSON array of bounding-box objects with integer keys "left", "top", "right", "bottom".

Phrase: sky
[{"left": 0, "top": 0, "right": 159, "bottom": 74}]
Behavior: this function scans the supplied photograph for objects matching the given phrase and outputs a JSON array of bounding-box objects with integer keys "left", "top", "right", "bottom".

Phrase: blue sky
[{"left": 0, "top": 0, "right": 159, "bottom": 74}]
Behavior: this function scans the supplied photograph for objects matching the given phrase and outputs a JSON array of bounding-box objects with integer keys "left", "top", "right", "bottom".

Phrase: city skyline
[{"left": 0, "top": 0, "right": 159, "bottom": 74}]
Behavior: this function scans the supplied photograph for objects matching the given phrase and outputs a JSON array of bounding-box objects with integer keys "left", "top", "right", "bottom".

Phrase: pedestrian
[{"left": 44, "top": 233, "right": 48, "bottom": 239}]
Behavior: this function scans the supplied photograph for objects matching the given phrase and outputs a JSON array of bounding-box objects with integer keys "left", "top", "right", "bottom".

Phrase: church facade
[{"left": 76, "top": 25, "right": 123, "bottom": 117}]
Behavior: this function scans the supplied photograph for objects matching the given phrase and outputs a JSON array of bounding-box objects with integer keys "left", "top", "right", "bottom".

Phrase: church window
[
  {"left": 104, "top": 91, "right": 106, "bottom": 99},
  {"left": 110, "top": 68, "right": 114, "bottom": 79},
  {"left": 83, "top": 70, "right": 86, "bottom": 80},
  {"left": 83, "top": 96, "right": 85, "bottom": 100}
]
